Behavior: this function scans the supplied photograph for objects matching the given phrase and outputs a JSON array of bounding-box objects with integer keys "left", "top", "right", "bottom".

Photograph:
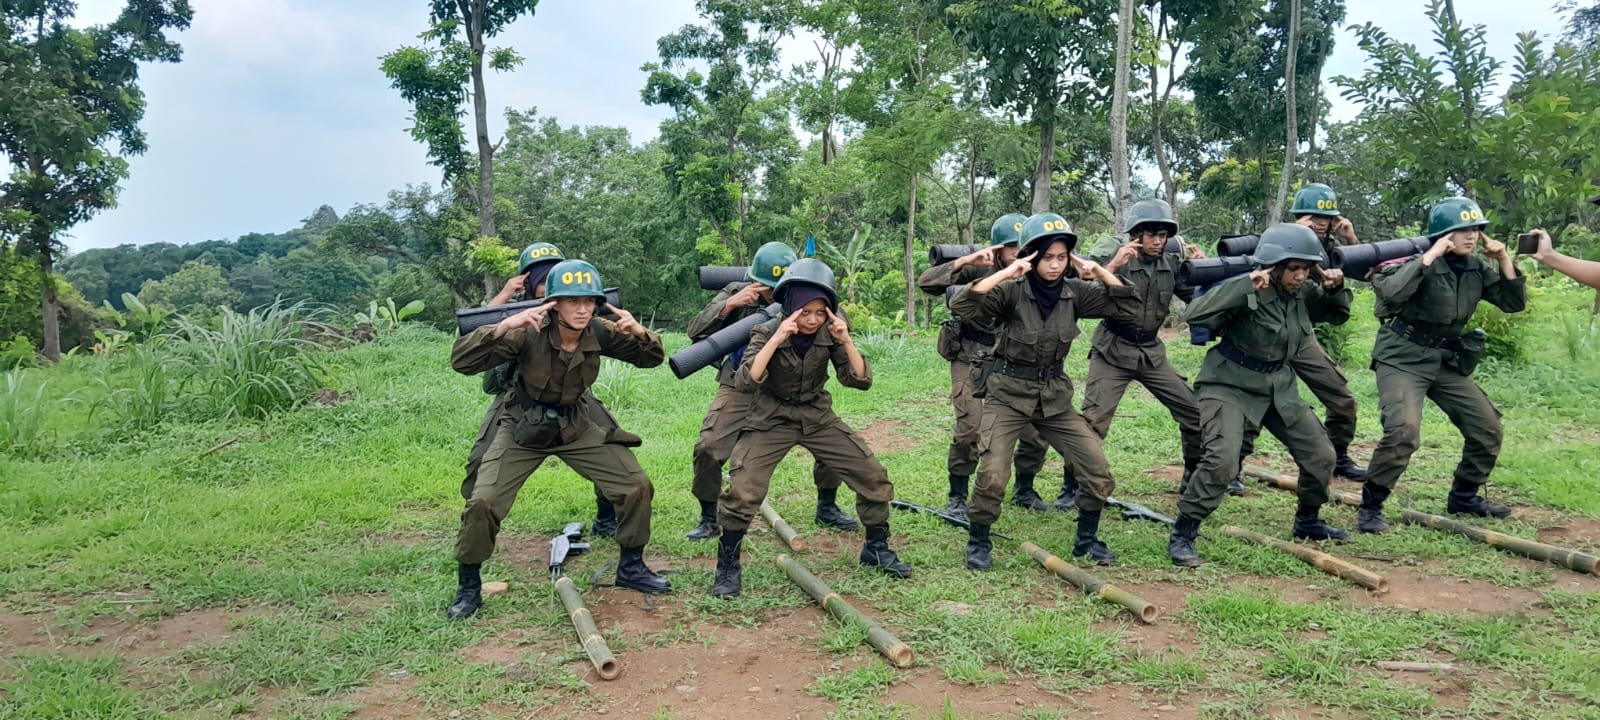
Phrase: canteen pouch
[
  {"left": 511, "top": 405, "right": 566, "bottom": 449},
  {"left": 482, "top": 361, "right": 515, "bottom": 395},
  {"left": 937, "top": 319, "right": 963, "bottom": 362},
  {"left": 1450, "top": 328, "right": 1487, "bottom": 376}
]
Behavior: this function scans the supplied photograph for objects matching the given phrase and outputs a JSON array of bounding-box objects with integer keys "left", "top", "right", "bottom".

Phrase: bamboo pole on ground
[
  {"left": 1019, "top": 541, "right": 1159, "bottom": 623},
  {"left": 1221, "top": 525, "right": 1390, "bottom": 592},
  {"left": 760, "top": 500, "right": 804, "bottom": 550},
  {"left": 775, "top": 554, "right": 914, "bottom": 667},
  {"left": 553, "top": 576, "right": 620, "bottom": 680},
  {"left": 1400, "top": 509, "right": 1599, "bottom": 575},
  {"left": 1244, "top": 466, "right": 1360, "bottom": 506}
]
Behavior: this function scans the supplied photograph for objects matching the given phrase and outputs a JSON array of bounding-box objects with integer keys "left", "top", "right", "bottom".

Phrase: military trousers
[
  {"left": 719, "top": 418, "right": 892, "bottom": 533},
  {"left": 692, "top": 385, "right": 842, "bottom": 504},
  {"left": 1180, "top": 388, "right": 1334, "bottom": 521},
  {"left": 456, "top": 422, "right": 654, "bottom": 564},
  {"left": 463, "top": 392, "right": 617, "bottom": 505},
  {"left": 947, "top": 357, "right": 1048, "bottom": 477},
  {"left": 1366, "top": 362, "right": 1502, "bottom": 490},
  {"left": 1080, "top": 351, "right": 1204, "bottom": 466},
  {"left": 970, "top": 402, "right": 1114, "bottom": 526},
  {"left": 1241, "top": 336, "right": 1359, "bottom": 457}
]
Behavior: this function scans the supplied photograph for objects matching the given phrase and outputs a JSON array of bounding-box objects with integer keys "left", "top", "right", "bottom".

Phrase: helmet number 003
[
  {"left": 1459, "top": 209, "right": 1485, "bottom": 221},
  {"left": 560, "top": 271, "right": 594, "bottom": 285},
  {"left": 1042, "top": 220, "right": 1068, "bottom": 232},
  {"left": 529, "top": 247, "right": 559, "bottom": 258}
]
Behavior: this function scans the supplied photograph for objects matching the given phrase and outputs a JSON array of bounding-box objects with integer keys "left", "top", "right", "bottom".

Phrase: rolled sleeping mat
[
  {"left": 1332, "top": 236, "right": 1432, "bottom": 280},
  {"left": 699, "top": 266, "right": 751, "bottom": 291},
  {"left": 455, "top": 288, "right": 623, "bottom": 335},
  {"left": 666, "top": 303, "right": 782, "bottom": 379},
  {"left": 1217, "top": 234, "right": 1261, "bottom": 258},
  {"left": 1179, "top": 255, "right": 1255, "bottom": 288},
  {"left": 929, "top": 244, "right": 985, "bottom": 267}
]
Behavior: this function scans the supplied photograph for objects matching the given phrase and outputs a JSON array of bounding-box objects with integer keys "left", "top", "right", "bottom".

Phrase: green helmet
[
  {"left": 1291, "top": 183, "right": 1341, "bottom": 217},
  {"left": 989, "top": 213, "right": 1028, "bottom": 247},
  {"left": 517, "top": 242, "right": 565, "bottom": 274},
  {"left": 1426, "top": 197, "right": 1488, "bottom": 239},
  {"left": 773, "top": 258, "right": 838, "bottom": 308},
  {"left": 543, "top": 259, "right": 607, "bottom": 302},
  {"left": 1252, "top": 223, "right": 1324, "bottom": 267},
  {"left": 749, "top": 242, "right": 798, "bottom": 287},
  {"left": 1125, "top": 199, "right": 1179, "bottom": 236},
  {"left": 1019, "top": 212, "right": 1078, "bottom": 256}
]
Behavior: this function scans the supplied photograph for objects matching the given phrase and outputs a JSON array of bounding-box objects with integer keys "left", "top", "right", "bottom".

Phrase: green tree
[
  {"left": 382, "top": 0, "right": 539, "bottom": 300},
  {"left": 136, "top": 260, "right": 241, "bottom": 314},
  {"left": 324, "top": 185, "right": 479, "bottom": 307},
  {"left": 0, "top": 0, "right": 194, "bottom": 361}
]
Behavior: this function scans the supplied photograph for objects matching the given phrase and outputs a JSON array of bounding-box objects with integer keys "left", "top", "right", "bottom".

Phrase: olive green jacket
[
  {"left": 1084, "top": 249, "right": 1197, "bottom": 370},
  {"left": 735, "top": 320, "right": 873, "bottom": 432},
  {"left": 1369, "top": 255, "right": 1526, "bottom": 377},
  {"left": 687, "top": 281, "right": 771, "bottom": 387},
  {"left": 1185, "top": 274, "right": 1350, "bottom": 414}
]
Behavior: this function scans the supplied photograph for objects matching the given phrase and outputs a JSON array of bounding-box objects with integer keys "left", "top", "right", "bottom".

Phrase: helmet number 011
[{"left": 561, "top": 271, "right": 594, "bottom": 285}]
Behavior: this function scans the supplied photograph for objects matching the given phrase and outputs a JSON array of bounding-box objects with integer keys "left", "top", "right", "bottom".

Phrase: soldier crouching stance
[
  {"left": 447, "top": 260, "right": 671, "bottom": 619},
  {"left": 711, "top": 259, "right": 911, "bottom": 598},
  {"left": 951, "top": 212, "right": 1141, "bottom": 570}
]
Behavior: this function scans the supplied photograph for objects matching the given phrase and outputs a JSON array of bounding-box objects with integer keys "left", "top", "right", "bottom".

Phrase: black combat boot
[
  {"left": 815, "top": 487, "right": 861, "bottom": 531},
  {"left": 684, "top": 500, "right": 720, "bottom": 541},
  {"left": 711, "top": 530, "right": 744, "bottom": 598},
  {"left": 1169, "top": 517, "right": 1202, "bottom": 568},
  {"left": 593, "top": 492, "right": 618, "bottom": 538},
  {"left": 1292, "top": 504, "right": 1352, "bottom": 542},
  {"left": 1012, "top": 473, "right": 1049, "bottom": 511},
  {"left": 615, "top": 546, "right": 672, "bottom": 594},
  {"left": 1446, "top": 478, "right": 1512, "bottom": 518},
  {"left": 1334, "top": 445, "right": 1370, "bottom": 482},
  {"left": 859, "top": 524, "right": 911, "bottom": 578},
  {"left": 1227, "top": 474, "right": 1247, "bottom": 497},
  {"left": 966, "top": 523, "right": 993, "bottom": 571},
  {"left": 1071, "top": 509, "right": 1116, "bottom": 566},
  {"left": 1357, "top": 482, "right": 1392, "bottom": 534},
  {"left": 446, "top": 563, "right": 483, "bottom": 620},
  {"left": 1053, "top": 469, "right": 1079, "bottom": 511},
  {"left": 944, "top": 474, "right": 970, "bottom": 520}
]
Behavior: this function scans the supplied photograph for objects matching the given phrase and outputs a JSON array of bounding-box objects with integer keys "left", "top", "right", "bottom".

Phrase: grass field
[{"left": 3, "top": 277, "right": 1600, "bottom": 720}]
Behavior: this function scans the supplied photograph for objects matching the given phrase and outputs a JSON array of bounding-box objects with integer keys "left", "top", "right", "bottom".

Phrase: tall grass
[
  {"left": 1, "top": 368, "right": 48, "bottom": 455},
  {"left": 592, "top": 357, "right": 643, "bottom": 410},
  {"left": 95, "top": 345, "right": 186, "bottom": 431},
  {"left": 167, "top": 302, "right": 329, "bottom": 420}
]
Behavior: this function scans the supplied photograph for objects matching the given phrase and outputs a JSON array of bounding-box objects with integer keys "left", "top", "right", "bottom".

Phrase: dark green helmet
[
  {"left": 1426, "top": 197, "right": 1488, "bottom": 239},
  {"left": 989, "top": 213, "right": 1028, "bottom": 247},
  {"left": 1125, "top": 199, "right": 1179, "bottom": 236},
  {"left": 749, "top": 242, "right": 798, "bottom": 287},
  {"left": 1252, "top": 223, "right": 1324, "bottom": 267},
  {"left": 1020, "top": 212, "right": 1078, "bottom": 256},
  {"left": 1291, "top": 183, "right": 1341, "bottom": 217},
  {"left": 544, "top": 259, "right": 607, "bottom": 301},
  {"left": 517, "top": 242, "right": 565, "bottom": 274},
  {"left": 773, "top": 258, "right": 838, "bottom": 308}
]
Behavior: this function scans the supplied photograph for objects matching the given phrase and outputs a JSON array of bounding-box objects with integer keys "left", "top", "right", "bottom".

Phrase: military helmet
[
  {"left": 544, "top": 259, "right": 607, "bottom": 302},
  {"left": 1291, "top": 183, "right": 1341, "bottom": 217},
  {"left": 1019, "top": 212, "right": 1078, "bottom": 256},
  {"left": 773, "top": 258, "right": 839, "bottom": 309},
  {"left": 749, "top": 242, "right": 798, "bottom": 288},
  {"left": 1252, "top": 223, "right": 1325, "bottom": 267},
  {"left": 1125, "top": 199, "right": 1179, "bottom": 236},
  {"left": 517, "top": 242, "right": 565, "bottom": 274},
  {"left": 1426, "top": 197, "right": 1488, "bottom": 239},
  {"left": 989, "top": 213, "right": 1028, "bottom": 247}
]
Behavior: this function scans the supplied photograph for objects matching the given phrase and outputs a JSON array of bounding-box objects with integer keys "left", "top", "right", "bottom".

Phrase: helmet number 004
[
  {"left": 560, "top": 271, "right": 594, "bottom": 285},
  {"left": 1317, "top": 200, "right": 1338, "bottom": 210}
]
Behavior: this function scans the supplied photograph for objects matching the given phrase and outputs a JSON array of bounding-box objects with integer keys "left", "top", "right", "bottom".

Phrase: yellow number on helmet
[
  {"left": 1013, "top": 222, "right": 1023, "bottom": 231},
  {"left": 560, "top": 272, "right": 573, "bottom": 284},
  {"left": 772, "top": 265, "right": 784, "bottom": 277}
]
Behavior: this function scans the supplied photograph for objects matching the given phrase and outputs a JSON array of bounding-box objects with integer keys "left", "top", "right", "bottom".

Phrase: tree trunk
[
  {"left": 1031, "top": 110, "right": 1057, "bottom": 213},
  {"left": 1151, "top": 32, "right": 1177, "bottom": 207},
  {"left": 466, "top": 0, "right": 498, "bottom": 299},
  {"left": 37, "top": 238, "right": 60, "bottom": 363},
  {"left": 905, "top": 174, "right": 919, "bottom": 326},
  {"left": 1304, "top": 35, "right": 1327, "bottom": 179},
  {"left": 1269, "top": 0, "right": 1301, "bottom": 225},
  {"left": 1110, "top": 0, "right": 1136, "bottom": 231}
]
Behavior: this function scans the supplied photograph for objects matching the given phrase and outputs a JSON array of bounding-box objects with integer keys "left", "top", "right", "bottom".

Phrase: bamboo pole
[
  {"left": 553, "top": 576, "right": 620, "bottom": 680},
  {"left": 760, "top": 500, "right": 805, "bottom": 551},
  {"left": 1244, "top": 466, "right": 1361, "bottom": 506},
  {"left": 1221, "top": 525, "right": 1390, "bottom": 592},
  {"left": 775, "top": 554, "right": 914, "bottom": 667},
  {"left": 1019, "top": 541, "right": 1159, "bottom": 623},
  {"left": 1400, "top": 509, "right": 1599, "bottom": 575}
]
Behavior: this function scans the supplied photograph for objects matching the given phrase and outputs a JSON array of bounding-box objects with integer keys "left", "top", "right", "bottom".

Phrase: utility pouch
[
  {"left": 511, "top": 405, "right": 565, "bottom": 449},
  {"left": 482, "top": 362, "right": 515, "bottom": 395},
  {"left": 937, "top": 319, "right": 963, "bottom": 362},
  {"left": 1451, "top": 328, "right": 1487, "bottom": 376},
  {"left": 970, "top": 353, "right": 995, "bottom": 399}
]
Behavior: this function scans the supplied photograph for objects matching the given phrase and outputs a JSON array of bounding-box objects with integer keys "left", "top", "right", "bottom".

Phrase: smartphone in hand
[{"left": 1516, "top": 232, "right": 1540, "bottom": 255}]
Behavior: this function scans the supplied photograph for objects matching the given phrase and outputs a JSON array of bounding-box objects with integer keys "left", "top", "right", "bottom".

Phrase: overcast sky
[{"left": 62, "top": 0, "right": 1570, "bottom": 253}]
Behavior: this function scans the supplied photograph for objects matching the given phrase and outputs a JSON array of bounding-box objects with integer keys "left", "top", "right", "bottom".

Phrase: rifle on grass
[{"left": 890, "top": 499, "right": 1013, "bottom": 540}]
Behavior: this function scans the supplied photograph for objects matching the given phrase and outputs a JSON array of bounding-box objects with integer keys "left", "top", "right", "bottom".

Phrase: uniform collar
[
  {"left": 775, "top": 329, "right": 838, "bottom": 349},
  {"left": 539, "top": 317, "right": 603, "bottom": 353},
  {"left": 1017, "top": 275, "right": 1076, "bottom": 300}
]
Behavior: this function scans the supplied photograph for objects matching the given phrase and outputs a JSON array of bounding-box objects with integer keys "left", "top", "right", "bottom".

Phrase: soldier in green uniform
[
  {"left": 1168, "top": 224, "right": 1353, "bottom": 568},
  {"left": 1355, "top": 197, "right": 1526, "bottom": 533},
  {"left": 951, "top": 212, "right": 1140, "bottom": 569},
  {"left": 447, "top": 260, "right": 671, "bottom": 619},
  {"left": 917, "top": 214, "right": 1051, "bottom": 518},
  {"left": 711, "top": 259, "right": 911, "bottom": 597},
  {"left": 1075, "top": 199, "right": 1205, "bottom": 499},
  {"left": 466, "top": 243, "right": 620, "bottom": 536},
  {"left": 1235, "top": 184, "right": 1369, "bottom": 485},
  {"left": 684, "top": 242, "right": 856, "bottom": 540}
]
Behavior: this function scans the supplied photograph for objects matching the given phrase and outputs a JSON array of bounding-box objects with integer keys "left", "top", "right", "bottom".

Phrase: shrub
[
  {"left": 0, "top": 369, "right": 48, "bottom": 456},
  {"left": 167, "top": 302, "right": 329, "bottom": 420}
]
